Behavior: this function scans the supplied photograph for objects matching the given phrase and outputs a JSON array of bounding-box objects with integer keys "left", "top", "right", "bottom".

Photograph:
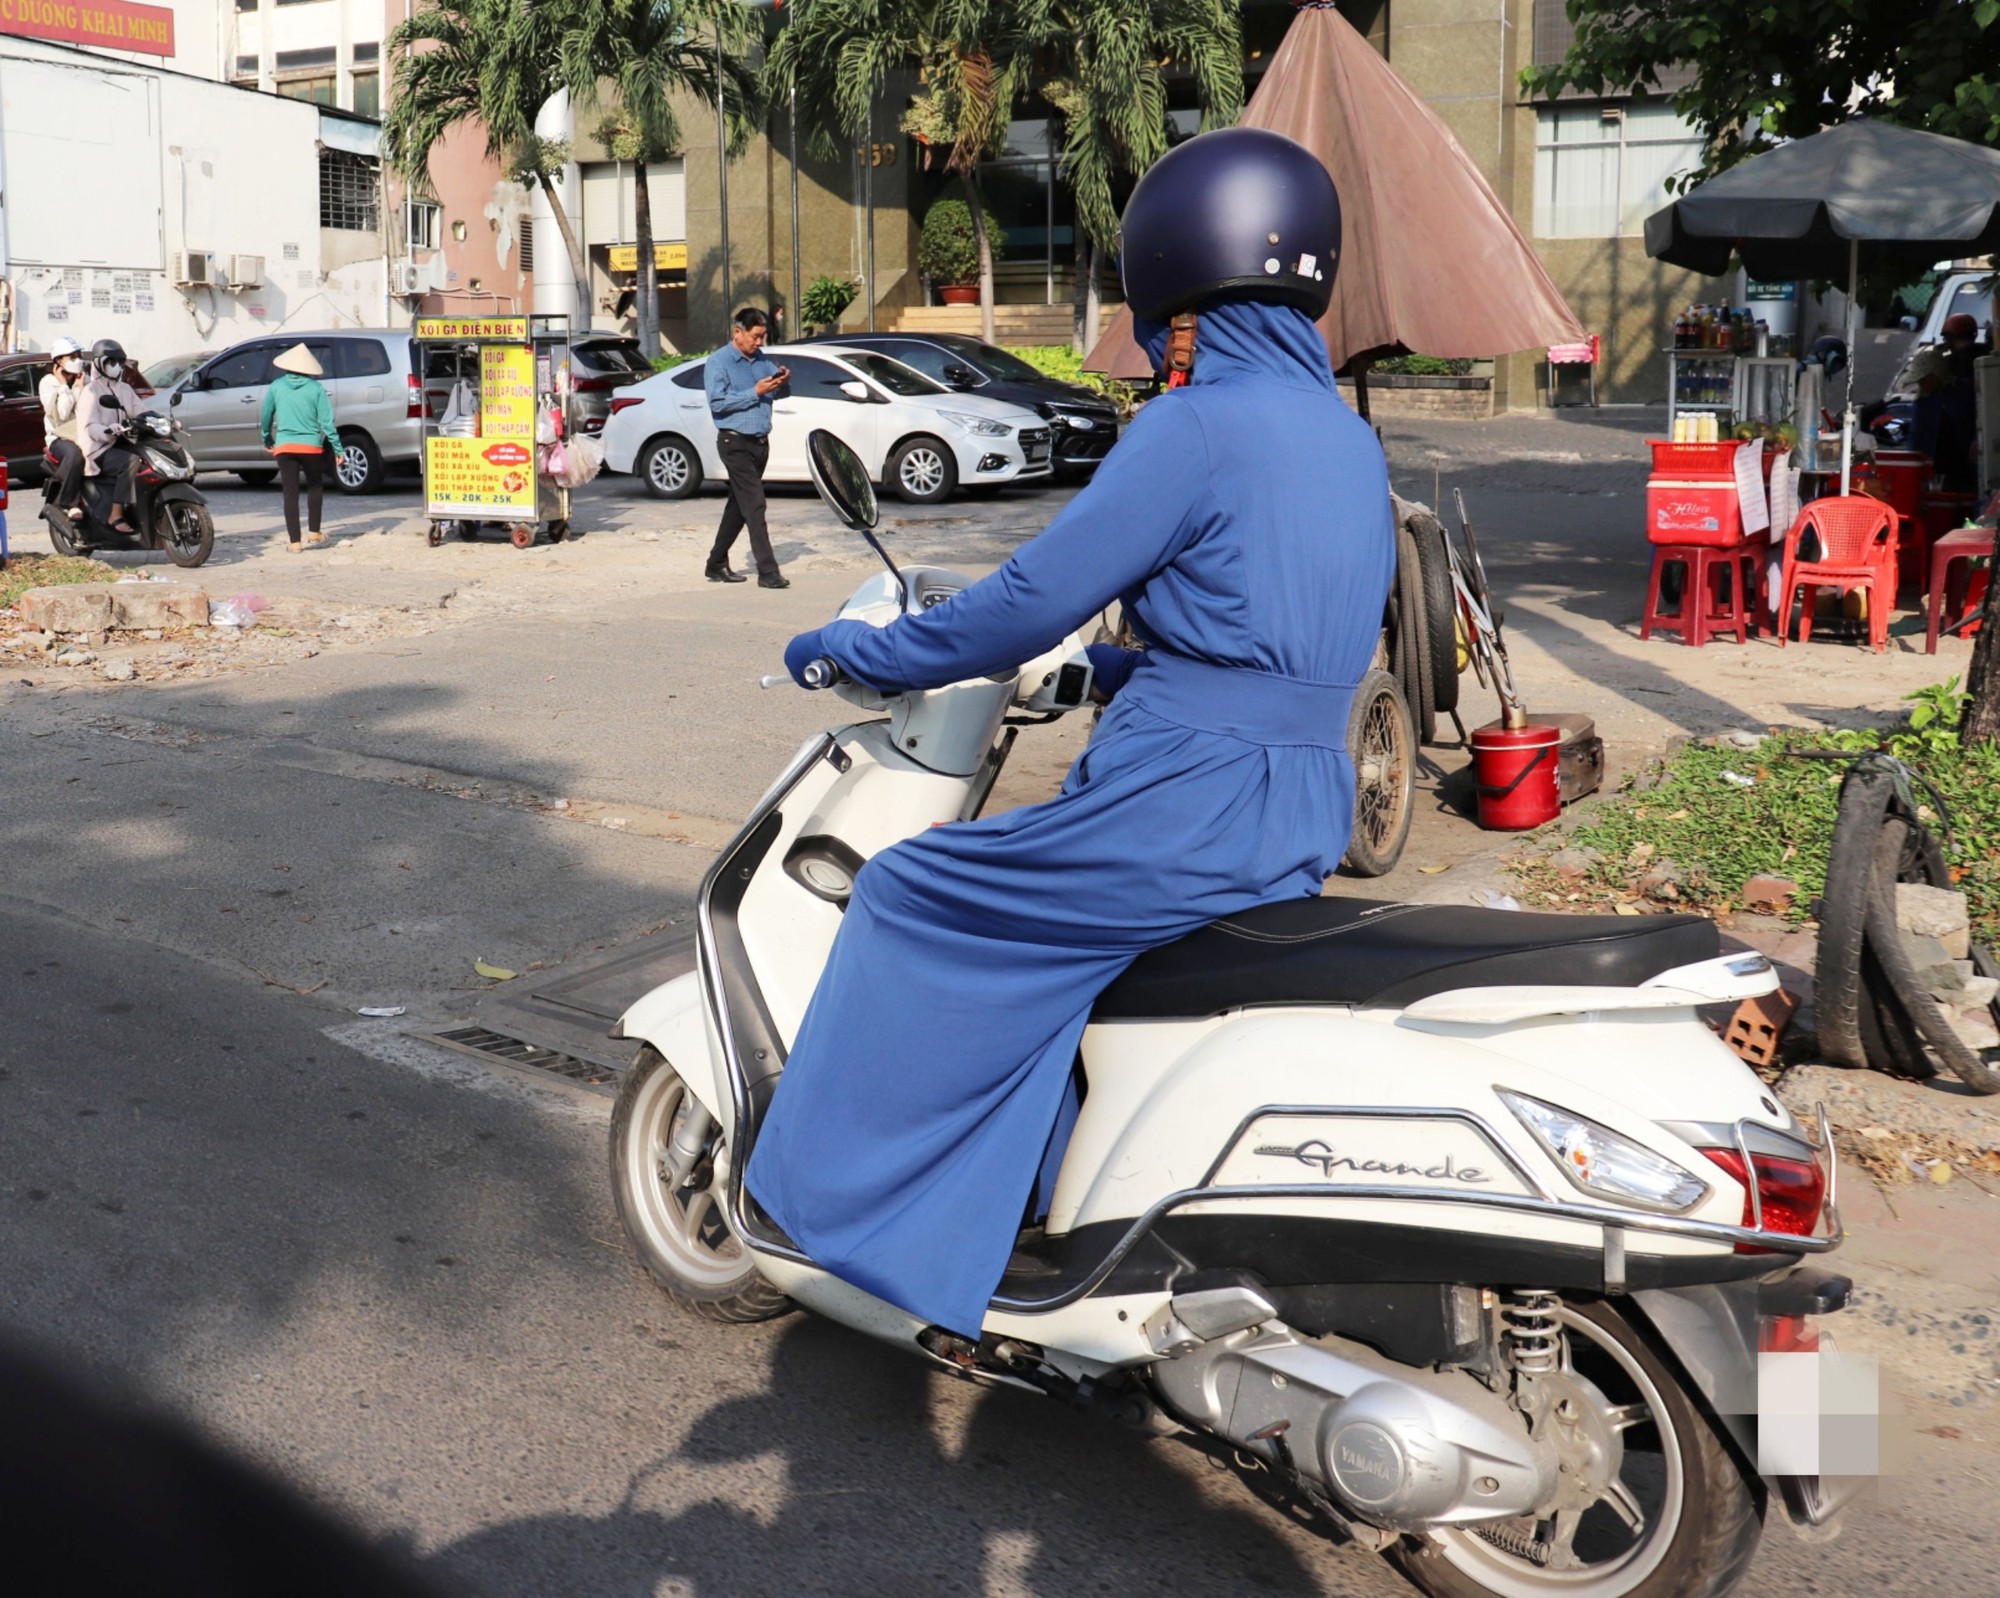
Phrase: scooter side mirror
[
  {"left": 97, "top": 393, "right": 121, "bottom": 407},
  {"left": 806, "top": 428, "right": 879, "bottom": 532}
]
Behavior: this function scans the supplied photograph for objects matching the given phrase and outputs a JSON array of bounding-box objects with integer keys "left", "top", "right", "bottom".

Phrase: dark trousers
[
  {"left": 279, "top": 453, "right": 324, "bottom": 540},
  {"left": 94, "top": 445, "right": 139, "bottom": 512},
  {"left": 709, "top": 430, "right": 777, "bottom": 576},
  {"left": 46, "top": 439, "right": 84, "bottom": 507}
]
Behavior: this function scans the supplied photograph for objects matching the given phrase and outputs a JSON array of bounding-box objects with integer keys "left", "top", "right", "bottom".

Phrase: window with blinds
[{"left": 1533, "top": 102, "right": 1703, "bottom": 238}]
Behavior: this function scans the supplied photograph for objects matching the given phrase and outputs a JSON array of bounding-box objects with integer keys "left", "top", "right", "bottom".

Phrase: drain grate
[{"left": 429, "top": 1025, "right": 623, "bottom": 1096}]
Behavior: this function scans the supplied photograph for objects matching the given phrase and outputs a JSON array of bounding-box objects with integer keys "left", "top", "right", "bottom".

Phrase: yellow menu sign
[
  {"left": 607, "top": 242, "right": 689, "bottom": 273},
  {"left": 415, "top": 315, "right": 530, "bottom": 341},
  {"left": 426, "top": 438, "right": 537, "bottom": 516},
  {"left": 480, "top": 344, "right": 535, "bottom": 440}
]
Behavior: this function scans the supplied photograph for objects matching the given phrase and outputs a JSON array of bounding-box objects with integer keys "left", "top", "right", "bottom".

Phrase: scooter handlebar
[{"left": 758, "top": 658, "right": 842, "bottom": 691}]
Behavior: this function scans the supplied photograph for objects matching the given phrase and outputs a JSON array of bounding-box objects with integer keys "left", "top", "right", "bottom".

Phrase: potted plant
[
  {"left": 799, "top": 274, "right": 859, "bottom": 334},
  {"left": 920, "top": 197, "right": 995, "bottom": 306}
]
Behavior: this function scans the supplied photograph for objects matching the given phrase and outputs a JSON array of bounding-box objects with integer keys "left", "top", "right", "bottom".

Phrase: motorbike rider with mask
[
  {"left": 81, "top": 339, "right": 145, "bottom": 536},
  {"left": 747, "top": 128, "right": 1397, "bottom": 1340},
  {"left": 38, "top": 336, "right": 90, "bottom": 520}
]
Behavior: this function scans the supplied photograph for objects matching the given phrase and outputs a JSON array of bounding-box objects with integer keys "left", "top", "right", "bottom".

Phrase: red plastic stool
[
  {"left": 1926, "top": 525, "right": 1997, "bottom": 653},
  {"left": 1640, "top": 539, "right": 1761, "bottom": 646}
]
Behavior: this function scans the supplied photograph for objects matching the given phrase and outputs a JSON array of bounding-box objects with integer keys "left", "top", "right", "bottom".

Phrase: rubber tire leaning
[
  {"left": 1392, "top": 522, "right": 1435, "bottom": 745},
  {"left": 1863, "top": 816, "right": 2000, "bottom": 1094},
  {"left": 1393, "top": 1300, "right": 1762, "bottom": 1598},
  {"left": 609, "top": 1046, "right": 792, "bottom": 1324},
  {"left": 1342, "top": 667, "right": 1415, "bottom": 878},
  {"left": 1410, "top": 512, "right": 1460, "bottom": 719}
]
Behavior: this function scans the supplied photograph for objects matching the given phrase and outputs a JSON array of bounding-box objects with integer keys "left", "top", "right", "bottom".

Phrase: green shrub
[
  {"left": 918, "top": 197, "right": 1000, "bottom": 286},
  {"left": 800, "top": 274, "right": 859, "bottom": 330},
  {"left": 1001, "top": 345, "right": 1143, "bottom": 417},
  {"left": 1373, "top": 353, "right": 1475, "bottom": 377}
]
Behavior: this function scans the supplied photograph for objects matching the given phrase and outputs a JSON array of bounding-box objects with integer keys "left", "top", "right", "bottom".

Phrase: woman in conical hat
[{"left": 260, "top": 344, "right": 340, "bottom": 549}]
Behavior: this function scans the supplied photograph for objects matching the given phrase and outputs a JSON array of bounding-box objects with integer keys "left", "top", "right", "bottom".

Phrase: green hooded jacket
[{"left": 260, "top": 372, "right": 340, "bottom": 451}]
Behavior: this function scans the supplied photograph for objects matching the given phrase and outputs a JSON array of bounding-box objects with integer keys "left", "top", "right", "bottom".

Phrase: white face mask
[
  {"left": 59, "top": 357, "right": 82, "bottom": 375},
  {"left": 101, "top": 362, "right": 123, "bottom": 379}
]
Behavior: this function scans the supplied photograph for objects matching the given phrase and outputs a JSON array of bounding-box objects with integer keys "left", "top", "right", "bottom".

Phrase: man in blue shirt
[{"left": 703, "top": 307, "right": 792, "bottom": 588}]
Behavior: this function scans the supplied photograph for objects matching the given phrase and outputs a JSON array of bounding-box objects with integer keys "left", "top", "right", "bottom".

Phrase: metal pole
[
  {"left": 789, "top": 81, "right": 801, "bottom": 328},
  {"left": 716, "top": 38, "right": 731, "bottom": 323},
  {"left": 864, "top": 108, "right": 876, "bottom": 331},
  {"left": 1840, "top": 237, "right": 1857, "bottom": 495}
]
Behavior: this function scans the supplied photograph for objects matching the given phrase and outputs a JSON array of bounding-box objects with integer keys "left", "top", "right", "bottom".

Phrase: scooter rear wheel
[
  {"left": 610, "top": 1046, "right": 790, "bottom": 1324},
  {"left": 42, "top": 506, "right": 80, "bottom": 557}
]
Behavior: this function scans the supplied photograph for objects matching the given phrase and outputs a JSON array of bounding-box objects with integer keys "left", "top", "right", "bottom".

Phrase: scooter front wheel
[
  {"left": 610, "top": 1046, "right": 791, "bottom": 1324},
  {"left": 156, "top": 500, "right": 214, "bottom": 568}
]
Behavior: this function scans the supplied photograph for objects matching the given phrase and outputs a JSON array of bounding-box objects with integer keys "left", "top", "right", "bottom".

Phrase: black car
[{"left": 799, "top": 332, "right": 1120, "bottom": 475}]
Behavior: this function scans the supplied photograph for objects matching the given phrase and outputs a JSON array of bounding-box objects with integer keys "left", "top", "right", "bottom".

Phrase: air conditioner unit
[
  {"left": 393, "top": 261, "right": 428, "bottom": 296},
  {"left": 227, "top": 253, "right": 265, "bottom": 290},
  {"left": 172, "top": 251, "right": 214, "bottom": 287}
]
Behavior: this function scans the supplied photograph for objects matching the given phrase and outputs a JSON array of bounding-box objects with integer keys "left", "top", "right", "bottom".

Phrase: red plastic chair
[{"left": 1775, "top": 496, "right": 1897, "bottom": 652}]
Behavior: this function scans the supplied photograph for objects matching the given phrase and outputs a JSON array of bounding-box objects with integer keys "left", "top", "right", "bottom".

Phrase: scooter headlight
[
  {"left": 1500, "top": 1091, "right": 1710, "bottom": 1213},
  {"left": 141, "top": 446, "right": 192, "bottom": 480}
]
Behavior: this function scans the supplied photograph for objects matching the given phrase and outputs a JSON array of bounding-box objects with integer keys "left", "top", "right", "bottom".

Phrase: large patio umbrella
[
  {"left": 1645, "top": 119, "right": 2000, "bottom": 491},
  {"left": 1083, "top": 0, "right": 1584, "bottom": 402}
]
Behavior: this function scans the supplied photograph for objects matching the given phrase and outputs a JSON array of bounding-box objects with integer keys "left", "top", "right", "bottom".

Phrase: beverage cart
[{"left": 415, "top": 313, "right": 575, "bottom": 549}]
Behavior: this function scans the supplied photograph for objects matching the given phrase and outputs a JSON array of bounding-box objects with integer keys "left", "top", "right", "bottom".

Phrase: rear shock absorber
[{"left": 1503, "top": 1289, "right": 1563, "bottom": 1375}]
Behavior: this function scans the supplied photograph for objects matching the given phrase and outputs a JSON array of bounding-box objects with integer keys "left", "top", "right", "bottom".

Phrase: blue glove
[
  {"left": 1085, "top": 642, "right": 1140, "bottom": 700},
  {"left": 785, "top": 626, "right": 832, "bottom": 688}
]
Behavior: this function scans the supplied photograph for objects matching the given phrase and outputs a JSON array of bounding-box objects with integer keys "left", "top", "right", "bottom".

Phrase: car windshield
[
  {"left": 840, "top": 352, "right": 944, "bottom": 396},
  {"left": 576, "top": 340, "right": 653, "bottom": 376},
  {"left": 141, "top": 352, "right": 205, "bottom": 392},
  {"left": 939, "top": 339, "right": 1046, "bottom": 383}
]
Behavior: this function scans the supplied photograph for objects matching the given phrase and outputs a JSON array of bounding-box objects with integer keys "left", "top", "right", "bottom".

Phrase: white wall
[{"left": 0, "top": 38, "right": 387, "bottom": 361}]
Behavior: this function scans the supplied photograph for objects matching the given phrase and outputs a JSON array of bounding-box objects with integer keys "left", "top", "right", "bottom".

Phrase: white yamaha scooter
[{"left": 611, "top": 432, "right": 1854, "bottom": 1598}]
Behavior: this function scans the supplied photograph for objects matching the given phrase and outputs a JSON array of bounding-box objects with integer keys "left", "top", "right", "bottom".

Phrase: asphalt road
[{"left": 4, "top": 423, "right": 1995, "bottom": 1597}]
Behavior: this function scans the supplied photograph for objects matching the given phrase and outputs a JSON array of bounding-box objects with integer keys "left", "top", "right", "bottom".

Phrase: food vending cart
[{"left": 415, "top": 313, "right": 574, "bottom": 549}]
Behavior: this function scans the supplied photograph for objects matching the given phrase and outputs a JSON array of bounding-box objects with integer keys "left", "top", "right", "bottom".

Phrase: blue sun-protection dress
[{"left": 746, "top": 297, "right": 1396, "bottom": 1338}]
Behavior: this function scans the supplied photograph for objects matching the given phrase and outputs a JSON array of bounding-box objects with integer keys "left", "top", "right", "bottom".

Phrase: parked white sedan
[{"left": 600, "top": 343, "right": 1054, "bottom": 504}]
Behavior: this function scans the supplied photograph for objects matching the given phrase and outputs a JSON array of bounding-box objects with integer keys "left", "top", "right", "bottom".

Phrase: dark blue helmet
[{"left": 1119, "top": 127, "right": 1341, "bottom": 321}]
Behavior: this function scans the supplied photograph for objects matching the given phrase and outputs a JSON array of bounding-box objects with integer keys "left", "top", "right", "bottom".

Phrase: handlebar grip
[{"left": 801, "top": 657, "right": 839, "bottom": 690}]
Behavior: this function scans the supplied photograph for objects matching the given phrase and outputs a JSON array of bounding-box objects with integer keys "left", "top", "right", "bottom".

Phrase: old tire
[
  {"left": 1391, "top": 524, "right": 1435, "bottom": 745},
  {"left": 1395, "top": 1300, "right": 1762, "bottom": 1598},
  {"left": 888, "top": 436, "right": 958, "bottom": 504},
  {"left": 1412, "top": 512, "right": 1460, "bottom": 718},
  {"left": 640, "top": 435, "right": 701, "bottom": 499},
  {"left": 610, "top": 1046, "right": 791, "bottom": 1324},
  {"left": 1342, "top": 667, "right": 1415, "bottom": 878},
  {"left": 333, "top": 429, "right": 385, "bottom": 494}
]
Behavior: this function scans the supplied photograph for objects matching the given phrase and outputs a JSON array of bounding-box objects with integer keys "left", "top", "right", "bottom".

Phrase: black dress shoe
[
  {"left": 758, "top": 571, "right": 791, "bottom": 590},
  {"left": 705, "top": 565, "right": 748, "bottom": 584}
]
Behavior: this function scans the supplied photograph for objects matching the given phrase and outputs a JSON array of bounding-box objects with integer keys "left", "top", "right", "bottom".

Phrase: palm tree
[
  {"left": 384, "top": 0, "right": 592, "bottom": 324},
  {"left": 558, "top": 0, "right": 761, "bottom": 357},
  {"left": 770, "top": 1, "right": 1029, "bottom": 344},
  {"left": 1024, "top": 0, "right": 1242, "bottom": 350}
]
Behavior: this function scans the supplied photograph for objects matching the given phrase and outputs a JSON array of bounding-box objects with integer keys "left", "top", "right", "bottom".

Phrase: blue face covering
[{"left": 1132, "top": 297, "right": 1336, "bottom": 391}]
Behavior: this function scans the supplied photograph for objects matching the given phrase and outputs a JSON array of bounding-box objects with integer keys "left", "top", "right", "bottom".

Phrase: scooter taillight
[{"left": 1700, "top": 1147, "right": 1827, "bottom": 1250}]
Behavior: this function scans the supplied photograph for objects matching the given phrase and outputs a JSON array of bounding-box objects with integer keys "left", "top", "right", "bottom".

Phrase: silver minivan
[{"left": 170, "top": 329, "right": 423, "bottom": 493}]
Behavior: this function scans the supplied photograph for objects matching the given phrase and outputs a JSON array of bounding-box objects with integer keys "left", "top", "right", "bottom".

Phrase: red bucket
[{"left": 1472, "top": 724, "right": 1561, "bottom": 832}]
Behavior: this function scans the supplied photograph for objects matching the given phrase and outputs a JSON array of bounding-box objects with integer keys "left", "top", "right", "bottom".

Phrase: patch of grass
[
  {"left": 1, "top": 553, "right": 114, "bottom": 611},
  {"left": 1519, "top": 697, "right": 2000, "bottom": 944}
]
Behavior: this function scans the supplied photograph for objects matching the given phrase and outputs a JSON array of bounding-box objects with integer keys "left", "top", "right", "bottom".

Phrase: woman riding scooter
[
  {"left": 38, "top": 336, "right": 89, "bottom": 521},
  {"left": 82, "top": 339, "right": 145, "bottom": 536},
  {"left": 748, "top": 127, "right": 1397, "bottom": 1339}
]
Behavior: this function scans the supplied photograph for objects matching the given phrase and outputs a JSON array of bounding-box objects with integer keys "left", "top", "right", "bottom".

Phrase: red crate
[
  {"left": 1647, "top": 481, "right": 1744, "bottom": 546},
  {"left": 1649, "top": 440, "right": 1740, "bottom": 478}
]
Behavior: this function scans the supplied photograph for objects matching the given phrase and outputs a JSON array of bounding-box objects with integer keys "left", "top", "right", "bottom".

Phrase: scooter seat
[{"left": 1092, "top": 897, "right": 1719, "bottom": 1019}]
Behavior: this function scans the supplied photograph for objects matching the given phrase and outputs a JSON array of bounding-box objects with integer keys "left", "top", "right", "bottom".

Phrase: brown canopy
[{"left": 1084, "top": 3, "right": 1584, "bottom": 380}]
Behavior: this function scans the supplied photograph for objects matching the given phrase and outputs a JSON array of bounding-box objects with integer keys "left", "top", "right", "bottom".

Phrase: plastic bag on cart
[
  {"left": 535, "top": 406, "right": 559, "bottom": 446},
  {"left": 438, "top": 379, "right": 479, "bottom": 438},
  {"left": 544, "top": 434, "right": 604, "bottom": 488}
]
